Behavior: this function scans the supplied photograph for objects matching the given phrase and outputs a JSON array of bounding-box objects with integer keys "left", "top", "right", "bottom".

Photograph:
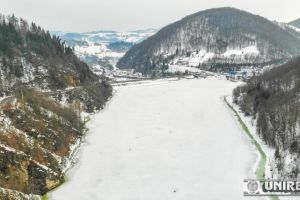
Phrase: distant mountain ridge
[
  {"left": 117, "top": 7, "right": 300, "bottom": 75},
  {"left": 51, "top": 29, "right": 156, "bottom": 73},
  {"left": 52, "top": 28, "right": 156, "bottom": 43},
  {"left": 289, "top": 18, "right": 300, "bottom": 28}
]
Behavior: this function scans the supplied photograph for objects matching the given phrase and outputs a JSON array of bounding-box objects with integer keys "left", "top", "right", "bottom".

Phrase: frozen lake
[{"left": 50, "top": 79, "right": 258, "bottom": 200}]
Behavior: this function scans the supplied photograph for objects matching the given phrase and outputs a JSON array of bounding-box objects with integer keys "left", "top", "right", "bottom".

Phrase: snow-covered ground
[
  {"left": 167, "top": 64, "right": 203, "bottom": 73},
  {"left": 74, "top": 42, "right": 125, "bottom": 59},
  {"left": 168, "top": 45, "right": 260, "bottom": 69},
  {"left": 50, "top": 79, "right": 263, "bottom": 200},
  {"left": 223, "top": 45, "right": 259, "bottom": 57}
]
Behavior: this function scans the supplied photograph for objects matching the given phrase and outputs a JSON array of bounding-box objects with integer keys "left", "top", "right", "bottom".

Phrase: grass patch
[
  {"left": 64, "top": 175, "right": 69, "bottom": 183},
  {"left": 42, "top": 194, "right": 49, "bottom": 200},
  {"left": 224, "top": 97, "right": 278, "bottom": 200},
  {"left": 271, "top": 196, "right": 280, "bottom": 200}
]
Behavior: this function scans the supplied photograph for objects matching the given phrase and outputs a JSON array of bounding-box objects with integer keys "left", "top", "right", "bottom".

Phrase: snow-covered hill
[
  {"left": 52, "top": 29, "right": 156, "bottom": 74},
  {"left": 117, "top": 7, "right": 300, "bottom": 75}
]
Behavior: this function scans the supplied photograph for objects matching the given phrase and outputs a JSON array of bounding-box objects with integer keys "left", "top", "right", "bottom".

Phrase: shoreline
[
  {"left": 46, "top": 89, "right": 117, "bottom": 200},
  {"left": 224, "top": 96, "right": 279, "bottom": 200}
]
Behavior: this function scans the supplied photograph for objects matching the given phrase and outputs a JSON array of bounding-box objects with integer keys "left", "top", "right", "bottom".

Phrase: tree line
[{"left": 233, "top": 57, "right": 300, "bottom": 177}]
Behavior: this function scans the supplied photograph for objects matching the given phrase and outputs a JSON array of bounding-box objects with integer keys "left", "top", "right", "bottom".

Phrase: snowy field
[{"left": 50, "top": 79, "right": 262, "bottom": 200}]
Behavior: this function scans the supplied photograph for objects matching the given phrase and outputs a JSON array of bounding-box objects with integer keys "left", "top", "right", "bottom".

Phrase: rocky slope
[
  {"left": 117, "top": 7, "right": 300, "bottom": 75},
  {"left": 0, "top": 14, "right": 112, "bottom": 199}
]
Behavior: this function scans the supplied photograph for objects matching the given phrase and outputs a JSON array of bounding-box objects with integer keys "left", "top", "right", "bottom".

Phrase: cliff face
[
  {"left": 0, "top": 14, "right": 112, "bottom": 198},
  {"left": 117, "top": 7, "right": 300, "bottom": 74}
]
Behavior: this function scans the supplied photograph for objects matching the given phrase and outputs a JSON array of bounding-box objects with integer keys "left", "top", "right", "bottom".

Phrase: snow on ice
[{"left": 50, "top": 79, "right": 264, "bottom": 200}]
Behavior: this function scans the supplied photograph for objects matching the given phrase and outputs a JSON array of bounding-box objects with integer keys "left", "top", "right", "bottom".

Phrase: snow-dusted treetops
[
  {"left": 233, "top": 56, "right": 300, "bottom": 179},
  {"left": 117, "top": 7, "right": 300, "bottom": 74},
  {"left": 0, "top": 14, "right": 96, "bottom": 91},
  {"left": 0, "top": 14, "right": 112, "bottom": 110}
]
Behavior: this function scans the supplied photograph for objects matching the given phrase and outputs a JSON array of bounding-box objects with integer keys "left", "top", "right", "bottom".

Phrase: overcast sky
[{"left": 1, "top": 0, "right": 299, "bottom": 32}]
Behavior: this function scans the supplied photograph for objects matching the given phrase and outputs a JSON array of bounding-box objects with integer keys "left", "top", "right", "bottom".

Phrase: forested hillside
[
  {"left": 0, "top": 14, "right": 112, "bottom": 199},
  {"left": 117, "top": 7, "right": 300, "bottom": 75},
  {"left": 233, "top": 57, "right": 300, "bottom": 178},
  {"left": 0, "top": 15, "right": 97, "bottom": 92}
]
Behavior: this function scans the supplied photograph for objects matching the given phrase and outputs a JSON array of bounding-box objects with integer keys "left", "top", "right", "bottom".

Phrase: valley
[
  {"left": 52, "top": 29, "right": 156, "bottom": 77},
  {"left": 0, "top": 4, "right": 299, "bottom": 199}
]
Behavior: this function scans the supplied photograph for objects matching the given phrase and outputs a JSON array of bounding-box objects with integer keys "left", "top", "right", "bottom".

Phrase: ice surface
[{"left": 50, "top": 79, "right": 262, "bottom": 200}]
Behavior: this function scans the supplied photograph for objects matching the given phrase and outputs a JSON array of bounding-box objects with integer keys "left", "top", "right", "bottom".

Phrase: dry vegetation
[{"left": 0, "top": 87, "right": 104, "bottom": 196}]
